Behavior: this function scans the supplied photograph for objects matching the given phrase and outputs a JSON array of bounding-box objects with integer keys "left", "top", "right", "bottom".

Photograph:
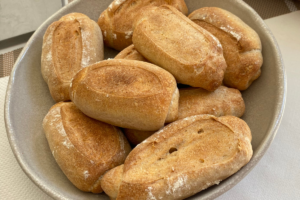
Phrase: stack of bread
[{"left": 41, "top": 0, "right": 262, "bottom": 199}]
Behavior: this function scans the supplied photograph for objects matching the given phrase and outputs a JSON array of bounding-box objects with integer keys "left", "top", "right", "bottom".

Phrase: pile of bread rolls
[{"left": 41, "top": 0, "right": 262, "bottom": 199}]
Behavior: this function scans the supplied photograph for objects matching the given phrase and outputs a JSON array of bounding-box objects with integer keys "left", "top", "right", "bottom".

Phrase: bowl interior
[{"left": 5, "top": 0, "right": 285, "bottom": 199}]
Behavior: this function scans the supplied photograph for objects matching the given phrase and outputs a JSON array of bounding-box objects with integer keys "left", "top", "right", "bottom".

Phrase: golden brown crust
[
  {"left": 179, "top": 86, "right": 245, "bottom": 119},
  {"left": 165, "top": 87, "right": 180, "bottom": 123},
  {"left": 102, "top": 115, "right": 252, "bottom": 199},
  {"left": 98, "top": 0, "right": 188, "bottom": 51},
  {"left": 41, "top": 13, "right": 104, "bottom": 102},
  {"left": 42, "top": 102, "right": 131, "bottom": 193},
  {"left": 132, "top": 5, "right": 227, "bottom": 91},
  {"left": 70, "top": 59, "right": 178, "bottom": 131},
  {"left": 114, "top": 44, "right": 148, "bottom": 62},
  {"left": 189, "top": 7, "right": 263, "bottom": 90},
  {"left": 101, "top": 165, "right": 124, "bottom": 200}
]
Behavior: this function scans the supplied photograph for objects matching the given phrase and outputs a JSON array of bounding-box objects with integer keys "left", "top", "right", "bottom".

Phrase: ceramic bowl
[{"left": 5, "top": 0, "right": 286, "bottom": 199}]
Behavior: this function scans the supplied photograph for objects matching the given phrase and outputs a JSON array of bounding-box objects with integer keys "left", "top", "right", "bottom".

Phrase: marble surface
[{"left": 0, "top": 0, "right": 62, "bottom": 41}]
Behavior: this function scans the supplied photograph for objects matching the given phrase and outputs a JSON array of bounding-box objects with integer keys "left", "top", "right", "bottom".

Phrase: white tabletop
[{"left": 1, "top": 11, "right": 300, "bottom": 200}]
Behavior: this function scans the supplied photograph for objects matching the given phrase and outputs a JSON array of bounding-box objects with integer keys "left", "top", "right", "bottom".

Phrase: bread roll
[
  {"left": 98, "top": 0, "right": 188, "bottom": 50},
  {"left": 70, "top": 59, "right": 179, "bottom": 131},
  {"left": 101, "top": 115, "right": 253, "bottom": 199},
  {"left": 132, "top": 5, "right": 227, "bottom": 91},
  {"left": 189, "top": 7, "right": 263, "bottom": 90},
  {"left": 178, "top": 86, "right": 245, "bottom": 119},
  {"left": 41, "top": 13, "right": 104, "bottom": 102},
  {"left": 42, "top": 102, "right": 131, "bottom": 193},
  {"left": 124, "top": 86, "right": 245, "bottom": 145},
  {"left": 115, "top": 44, "right": 147, "bottom": 62}
]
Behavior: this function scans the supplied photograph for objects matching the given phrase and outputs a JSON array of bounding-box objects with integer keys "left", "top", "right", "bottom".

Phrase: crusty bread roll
[
  {"left": 101, "top": 115, "right": 253, "bottom": 199},
  {"left": 115, "top": 44, "right": 147, "bottom": 62},
  {"left": 98, "top": 0, "right": 188, "bottom": 51},
  {"left": 41, "top": 13, "right": 104, "bottom": 102},
  {"left": 124, "top": 85, "right": 245, "bottom": 145},
  {"left": 189, "top": 7, "right": 263, "bottom": 90},
  {"left": 132, "top": 5, "right": 227, "bottom": 91},
  {"left": 42, "top": 102, "right": 131, "bottom": 193},
  {"left": 70, "top": 59, "right": 179, "bottom": 131},
  {"left": 178, "top": 86, "right": 245, "bottom": 119}
]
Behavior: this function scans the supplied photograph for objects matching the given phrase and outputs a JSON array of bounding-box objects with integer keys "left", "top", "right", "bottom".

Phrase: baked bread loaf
[
  {"left": 70, "top": 59, "right": 179, "bottom": 131},
  {"left": 42, "top": 102, "right": 131, "bottom": 193},
  {"left": 189, "top": 7, "right": 263, "bottom": 90},
  {"left": 115, "top": 44, "right": 147, "bottom": 62},
  {"left": 178, "top": 86, "right": 245, "bottom": 119},
  {"left": 98, "top": 0, "right": 188, "bottom": 50},
  {"left": 101, "top": 115, "right": 253, "bottom": 200},
  {"left": 132, "top": 5, "right": 227, "bottom": 91},
  {"left": 41, "top": 13, "right": 104, "bottom": 102},
  {"left": 124, "top": 85, "right": 245, "bottom": 145}
]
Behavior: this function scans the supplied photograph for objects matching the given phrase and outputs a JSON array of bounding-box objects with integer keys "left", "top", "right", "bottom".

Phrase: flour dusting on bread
[
  {"left": 81, "top": 27, "right": 91, "bottom": 68},
  {"left": 48, "top": 106, "right": 74, "bottom": 149},
  {"left": 172, "top": 175, "right": 188, "bottom": 194},
  {"left": 145, "top": 187, "right": 156, "bottom": 200},
  {"left": 125, "top": 31, "right": 133, "bottom": 39},
  {"left": 108, "top": 0, "right": 126, "bottom": 12},
  {"left": 84, "top": 170, "right": 90, "bottom": 180},
  {"left": 41, "top": 23, "right": 56, "bottom": 81},
  {"left": 220, "top": 26, "right": 242, "bottom": 41}
]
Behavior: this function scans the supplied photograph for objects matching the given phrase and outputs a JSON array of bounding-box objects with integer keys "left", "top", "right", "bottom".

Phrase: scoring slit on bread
[
  {"left": 189, "top": 7, "right": 263, "bottom": 90},
  {"left": 42, "top": 102, "right": 131, "bottom": 193},
  {"left": 41, "top": 13, "right": 104, "bottom": 102},
  {"left": 70, "top": 59, "right": 179, "bottom": 131},
  {"left": 132, "top": 5, "right": 227, "bottom": 91},
  {"left": 98, "top": 0, "right": 188, "bottom": 51},
  {"left": 101, "top": 115, "right": 253, "bottom": 200}
]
